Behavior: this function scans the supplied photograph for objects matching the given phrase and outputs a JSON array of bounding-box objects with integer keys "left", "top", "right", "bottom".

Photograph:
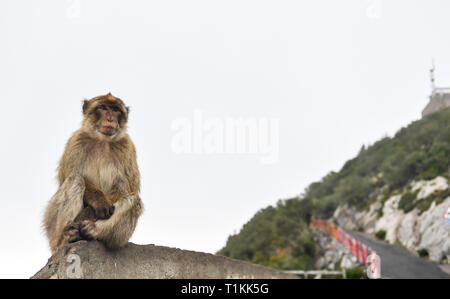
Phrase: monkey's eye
[
  {"left": 99, "top": 105, "right": 107, "bottom": 111},
  {"left": 112, "top": 107, "right": 120, "bottom": 112}
]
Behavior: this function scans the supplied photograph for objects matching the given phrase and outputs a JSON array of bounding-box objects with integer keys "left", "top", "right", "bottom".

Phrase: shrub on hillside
[{"left": 375, "top": 230, "right": 386, "bottom": 240}]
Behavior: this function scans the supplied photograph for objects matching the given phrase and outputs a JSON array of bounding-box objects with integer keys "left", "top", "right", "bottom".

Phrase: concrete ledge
[{"left": 32, "top": 241, "right": 298, "bottom": 279}]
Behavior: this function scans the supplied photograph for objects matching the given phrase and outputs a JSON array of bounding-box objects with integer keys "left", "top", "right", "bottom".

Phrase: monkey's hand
[
  {"left": 79, "top": 220, "right": 98, "bottom": 240},
  {"left": 63, "top": 220, "right": 98, "bottom": 242},
  {"left": 88, "top": 195, "right": 115, "bottom": 220}
]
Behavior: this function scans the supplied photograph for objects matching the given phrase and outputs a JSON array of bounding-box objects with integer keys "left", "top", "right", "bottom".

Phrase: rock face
[
  {"left": 333, "top": 177, "right": 450, "bottom": 263},
  {"left": 32, "top": 241, "right": 297, "bottom": 279}
]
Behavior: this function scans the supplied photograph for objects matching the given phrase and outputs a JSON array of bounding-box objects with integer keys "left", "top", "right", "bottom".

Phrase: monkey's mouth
[{"left": 99, "top": 126, "right": 117, "bottom": 136}]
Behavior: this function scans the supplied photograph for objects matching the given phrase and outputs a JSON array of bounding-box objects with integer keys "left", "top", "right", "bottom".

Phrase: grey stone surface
[{"left": 32, "top": 241, "right": 297, "bottom": 279}]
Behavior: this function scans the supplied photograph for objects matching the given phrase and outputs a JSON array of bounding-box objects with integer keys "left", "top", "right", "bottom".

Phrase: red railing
[{"left": 310, "top": 219, "right": 374, "bottom": 265}]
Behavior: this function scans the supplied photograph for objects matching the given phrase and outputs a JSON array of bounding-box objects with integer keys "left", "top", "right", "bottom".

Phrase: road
[{"left": 348, "top": 231, "right": 450, "bottom": 279}]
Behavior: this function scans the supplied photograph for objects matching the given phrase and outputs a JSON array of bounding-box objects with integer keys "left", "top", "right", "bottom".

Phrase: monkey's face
[
  {"left": 82, "top": 93, "right": 129, "bottom": 139},
  {"left": 95, "top": 103, "right": 122, "bottom": 136}
]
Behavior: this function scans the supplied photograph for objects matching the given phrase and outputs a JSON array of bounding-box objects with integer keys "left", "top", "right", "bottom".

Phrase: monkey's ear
[
  {"left": 126, "top": 106, "right": 130, "bottom": 115},
  {"left": 82, "top": 100, "right": 89, "bottom": 115}
]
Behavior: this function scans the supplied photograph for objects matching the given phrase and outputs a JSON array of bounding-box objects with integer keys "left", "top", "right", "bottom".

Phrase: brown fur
[{"left": 43, "top": 93, "right": 143, "bottom": 254}]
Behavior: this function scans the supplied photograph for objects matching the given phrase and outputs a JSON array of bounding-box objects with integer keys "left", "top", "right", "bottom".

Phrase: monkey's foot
[{"left": 79, "top": 220, "right": 98, "bottom": 240}]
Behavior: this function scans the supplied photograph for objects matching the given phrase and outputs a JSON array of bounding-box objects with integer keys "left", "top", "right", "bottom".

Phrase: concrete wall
[
  {"left": 422, "top": 93, "right": 450, "bottom": 117},
  {"left": 32, "top": 240, "right": 298, "bottom": 279}
]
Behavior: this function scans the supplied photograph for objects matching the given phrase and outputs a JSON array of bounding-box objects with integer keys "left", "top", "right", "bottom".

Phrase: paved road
[{"left": 348, "top": 231, "right": 450, "bottom": 279}]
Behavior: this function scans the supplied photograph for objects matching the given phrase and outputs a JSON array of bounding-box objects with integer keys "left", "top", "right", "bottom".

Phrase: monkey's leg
[
  {"left": 43, "top": 174, "right": 85, "bottom": 254},
  {"left": 94, "top": 194, "right": 144, "bottom": 249}
]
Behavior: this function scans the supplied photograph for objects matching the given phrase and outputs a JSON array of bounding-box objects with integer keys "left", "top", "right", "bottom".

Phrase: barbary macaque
[{"left": 43, "top": 93, "right": 143, "bottom": 254}]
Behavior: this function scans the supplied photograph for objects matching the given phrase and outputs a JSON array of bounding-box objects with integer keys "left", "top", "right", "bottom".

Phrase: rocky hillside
[
  {"left": 219, "top": 108, "right": 450, "bottom": 269},
  {"left": 333, "top": 176, "right": 449, "bottom": 262}
]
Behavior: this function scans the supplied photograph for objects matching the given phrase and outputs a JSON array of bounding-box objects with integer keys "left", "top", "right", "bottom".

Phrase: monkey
[{"left": 43, "top": 93, "right": 143, "bottom": 254}]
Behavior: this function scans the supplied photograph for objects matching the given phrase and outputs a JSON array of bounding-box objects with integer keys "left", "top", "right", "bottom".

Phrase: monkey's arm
[
  {"left": 105, "top": 193, "right": 128, "bottom": 204},
  {"left": 57, "top": 131, "right": 87, "bottom": 185},
  {"left": 95, "top": 194, "right": 143, "bottom": 249},
  {"left": 83, "top": 179, "right": 115, "bottom": 220}
]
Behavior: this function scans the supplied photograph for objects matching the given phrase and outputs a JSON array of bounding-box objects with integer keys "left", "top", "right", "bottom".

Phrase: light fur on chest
[{"left": 81, "top": 143, "right": 122, "bottom": 194}]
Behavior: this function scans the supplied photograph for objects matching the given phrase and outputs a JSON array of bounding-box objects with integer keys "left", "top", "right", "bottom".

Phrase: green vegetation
[
  {"left": 417, "top": 249, "right": 429, "bottom": 259},
  {"left": 398, "top": 191, "right": 418, "bottom": 213},
  {"left": 218, "top": 108, "right": 450, "bottom": 270},
  {"left": 218, "top": 198, "right": 316, "bottom": 270},
  {"left": 346, "top": 267, "right": 366, "bottom": 279},
  {"left": 398, "top": 187, "right": 450, "bottom": 214},
  {"left": 375, "top": 230, "right": 386, "bottom": 241},
  {"left": 417, "top": 188, "right": 450, "bottom": 215}
]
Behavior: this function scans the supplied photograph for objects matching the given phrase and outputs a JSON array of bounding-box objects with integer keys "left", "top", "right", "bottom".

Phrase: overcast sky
[{"left": 1, "top": 0, "right": 450, "bottom": 278}]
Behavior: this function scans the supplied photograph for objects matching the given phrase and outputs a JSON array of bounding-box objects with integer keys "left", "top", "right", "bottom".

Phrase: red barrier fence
[{"left": 310, "top": 219, "right": 374, "bottom": 265}]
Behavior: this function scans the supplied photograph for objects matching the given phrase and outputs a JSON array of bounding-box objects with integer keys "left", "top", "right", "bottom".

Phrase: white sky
[{"left": 1, "top": 0, "right": 450, "bottom": 278}]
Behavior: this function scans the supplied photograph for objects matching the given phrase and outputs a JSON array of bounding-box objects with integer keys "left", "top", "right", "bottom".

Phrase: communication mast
[{"left": 430, "top": 60, "right": 436, "bottom": 95}]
